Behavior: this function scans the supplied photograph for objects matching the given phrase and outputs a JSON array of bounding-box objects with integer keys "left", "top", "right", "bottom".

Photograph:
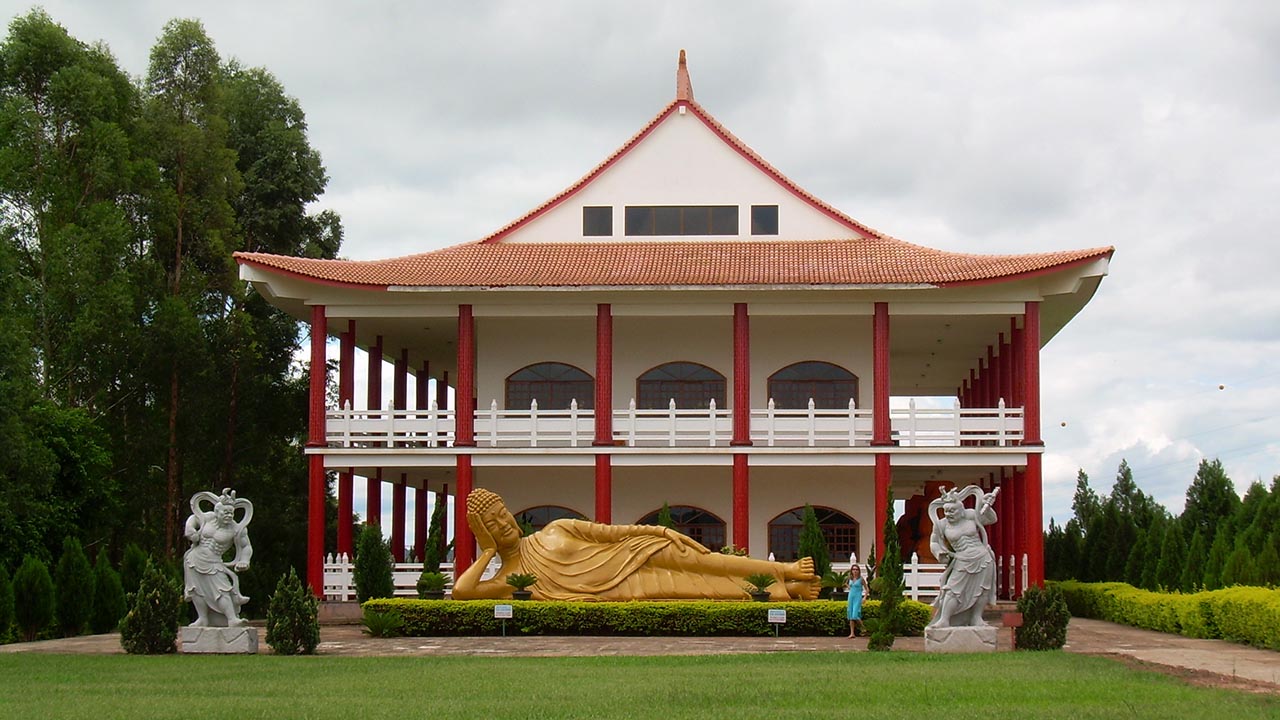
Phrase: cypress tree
[
  {"left": 1180, "top": 529, "right": 1207, "bottom": 593},
  {"left": 120, "top": 543, "right": 148, "bottom": 599},
  {"left": 1220, "top": 545, "right": 1256, "bottom": 587},
  {"left": 1154, "top": 521, "right": 1186, "bottom": 591},
  {"left": 90, "top": 550, "right": 127, "bottom": 634},
  {"left": 868, "top": 486, "right": 902, "bottom": 651},
  {"left": 1123, "top": 528, "right": 1147, "bottom": 587},
  {"left": 1139, "top": 521, "right": 1164, "bottom": 591},
  {"left": 423, "top": 495, "right": 448, "bottom": 574},
  {"left": 353, "top": 524, "right": 394, "bottom": 602},
  {"left": 1203, "top": 528, "right": 1231, "bottom": 590},
  {"left": 53, "top": 537, "right": 95, "bottom": 637},
  {"left": 1254, "top": 532, "right": 1280, "bottom": 587},
  {"left": 119, "top": 560, "right": 180, "bottom": 654},
  {"left": 13, "top": 555, "right": 54, "bottom": 641},
  {"left": 0, "top": 566, "right": 13, "bottom": 640},
  {"left": 797, "top": 504, "right": 831, "bottom": 580},
  {"left": 656, "top": 502, "right": 676, "bottom": 530},
  {"left": 265, "top": 568, "right": 319, "bottom": 655}
]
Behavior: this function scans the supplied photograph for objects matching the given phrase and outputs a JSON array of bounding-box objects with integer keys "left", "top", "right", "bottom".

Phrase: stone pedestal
[
  {"left": 924, "top": 625, "right": 998, "bottom": 653},
  {"left": 180, "top": 626, "right": 259, "bottom": 654}
]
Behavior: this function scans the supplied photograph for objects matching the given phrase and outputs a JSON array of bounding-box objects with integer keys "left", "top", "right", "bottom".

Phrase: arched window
[
  {"left": 506, "top": 362, "right": 594, "bottom": 410},
  {"left": 767, "top": 361, "right": 859, "bottom": 409},
  {"left": 637, "top": 362, "right": 726, "bottom": 409},
  {"left": 636, "top": 505, "right": 726, "bottom": 550},
  {"left": 513, "top": 505, "right": 587, "bottom": 533},
  {"left": 767, "top": 506, "right": 860, "bottom": 562}
]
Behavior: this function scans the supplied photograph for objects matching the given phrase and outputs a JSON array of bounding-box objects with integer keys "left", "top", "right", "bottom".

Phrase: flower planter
[{"left": 512, "top": 590, "right": 533, "bottom": 601}]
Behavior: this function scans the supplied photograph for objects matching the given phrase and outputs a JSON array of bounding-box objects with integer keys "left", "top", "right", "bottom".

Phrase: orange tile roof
[{"left": 234, "top": 240, "right": 1113, "bottom": 290}]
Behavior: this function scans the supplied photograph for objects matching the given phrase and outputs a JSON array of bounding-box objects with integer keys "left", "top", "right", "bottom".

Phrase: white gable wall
[{"left": 500, "top": 109, "right": 860, "bottom": 243}]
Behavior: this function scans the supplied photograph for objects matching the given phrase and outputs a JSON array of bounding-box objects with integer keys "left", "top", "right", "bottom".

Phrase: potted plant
[
  {"left": 743, "top": 572, "right": 777, "bottom": 602},
  {"left": 822, "top": 569, "right": 850, "bottom": 601},
  {"left": 416, "top": 570, "right": 448, "bottom": 600},
  {"left": 505, "top": 572, "right": 537, "bottom": 600}
]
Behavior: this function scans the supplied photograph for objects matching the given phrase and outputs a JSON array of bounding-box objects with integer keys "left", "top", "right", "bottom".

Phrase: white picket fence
[
  {"left": 326, "top": 398, "right": 1023, "bottom": 450},
  {"left": 322, "top": 553, "right": 956, "bottom": 602}
]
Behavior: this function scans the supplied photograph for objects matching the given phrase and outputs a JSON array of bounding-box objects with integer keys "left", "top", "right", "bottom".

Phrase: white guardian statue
[
  {"left": 183, "top": 488, "right": 254, "bottom": 627},
  {"left": 926, "top": 484, "right": 998, "bottom": 629}
]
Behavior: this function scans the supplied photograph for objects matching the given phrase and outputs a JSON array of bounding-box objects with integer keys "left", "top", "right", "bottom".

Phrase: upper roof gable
[{"left": 481, "top": 52, "right": 883, "bottom": 245}]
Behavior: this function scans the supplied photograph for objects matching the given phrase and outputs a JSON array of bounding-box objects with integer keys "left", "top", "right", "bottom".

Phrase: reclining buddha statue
[{"left": 451, "top": 488, "right": 820, "bottom": 602}]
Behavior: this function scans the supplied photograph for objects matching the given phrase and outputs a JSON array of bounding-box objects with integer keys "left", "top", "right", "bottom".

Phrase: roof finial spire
[{"left": 676, "top": 49, "right": 694, "bottom": 102}]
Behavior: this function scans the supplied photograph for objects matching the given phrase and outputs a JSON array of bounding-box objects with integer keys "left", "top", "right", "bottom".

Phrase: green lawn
[{"left": 0, "top": 652, "right": 1275, "bottom": 719}]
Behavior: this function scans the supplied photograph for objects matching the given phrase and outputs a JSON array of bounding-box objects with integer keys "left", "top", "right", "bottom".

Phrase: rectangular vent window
[
  {"left": 751, "top": 205, "right": 779, "bottom": 235},
  {"left": 624, "top": 206, "right": 739, "bottom": 236},
  {"left": 583, "top": 206, "right": 613, "bottom": 236}
]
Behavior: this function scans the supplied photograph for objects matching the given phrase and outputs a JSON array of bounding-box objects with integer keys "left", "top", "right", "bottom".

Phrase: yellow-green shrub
[
  {"left": 1056, "top": 580, "right": 1280, "bottom": 650},
  {"left": 361, "top": 597, "right": 933, "bottom": 637}
]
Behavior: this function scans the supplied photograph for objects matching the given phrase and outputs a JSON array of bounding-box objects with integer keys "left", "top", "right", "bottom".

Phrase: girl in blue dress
[{"left": 846, "top": 564, "right": 868, "bottom": 637}]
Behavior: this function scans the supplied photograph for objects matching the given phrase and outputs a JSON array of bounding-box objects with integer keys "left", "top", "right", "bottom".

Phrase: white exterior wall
[
  {"left": 612, "top": 315, "right": 732, "bottom": 406},
  {"left": 471, "top": 467, "right": 595, "bottom": 520},
  {"left": 751, "top": 315, "right": 873, "bottom": 410},
  {"left": 501, "top": 110, "right": 858, "bottom": 244},
  {"left": 476, "top": 317, "right": 595, "bottom": 408}
]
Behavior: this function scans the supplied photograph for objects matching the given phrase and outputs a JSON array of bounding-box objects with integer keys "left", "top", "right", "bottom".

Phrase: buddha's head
[{"left": 467, "top": 488, "right": 522, "bottom": 550}]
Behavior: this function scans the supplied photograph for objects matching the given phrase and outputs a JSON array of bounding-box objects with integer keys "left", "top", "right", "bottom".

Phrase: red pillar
[
  {"left": 733, "top": 454, "right": 749, "bottom": 551},
  {"left": 416, "top": 361, "right": 430, "bottom": 410},
  {"left": 337, "top": 320, "right": 355, "bottom": 556},
  {"left": 414, "top": 487, "right": 428, "bottom": 562},
  {"left": 872, "top": 302, "right": 891, "bottom": 446},
  {"left": 366, "top": 335, "right": 383, "bottom": 526},
  {"left": 1026, "top": 455, "right": 1044, "bottom": 587},
  {"left": 454, "top": 305, "right": 476, "bottom": 574},
  {"left": 306, "top": 305, "right": 327, "bottom": 595},
  {"left": 1011, "top": 469, "right": 1026, "bottom": 598},
  {"left": 732, "top": 303, "right": 751, "bottom": 446},
  {"left": 594, "top": 304, "right": 613, "bottom": 522},
  {"left": 874, "top": 453, "right": 891, "bottom": 559},
  {"left": 1023, "top": 302, "right": 1042, "bottom": 445},
  {"left": 455, "top": 455, "right": 473, "bottom": 573},
  {"left": 391, "top": 480, "right": 406, "bottom": 562}
]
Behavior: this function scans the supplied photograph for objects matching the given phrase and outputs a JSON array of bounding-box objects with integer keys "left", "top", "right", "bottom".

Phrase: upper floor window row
[{"left": 582, "top": 205, "right": 778, "bottom": 237}]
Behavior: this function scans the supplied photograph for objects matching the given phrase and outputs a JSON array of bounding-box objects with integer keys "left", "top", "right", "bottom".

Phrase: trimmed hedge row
[
  {"left": 361, "top": 598, "right": 933, "bottom": 637},
  {"left": 1057, "top": 581, "right": 1280, "bottom": 650}
]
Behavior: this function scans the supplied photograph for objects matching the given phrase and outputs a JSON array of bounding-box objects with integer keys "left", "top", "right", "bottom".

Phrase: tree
[
  {"left": 119, "top": 543, "right": 148, "bottom": 599},
  {"left": 53, "top": 536, "right": 94, "bottom": 636},
  {"left": 655, "top": 502, "right": 676, "bottom": 530},
  {"left": 119, "top": 559, "right": 179, "bottom": 654},
  {"left": 423, "top": 494, "right": 448, "bottom": 573},
  {"left": 13, "top": 555, "right": 54, "bottom": 641},
  {"left": 797, "top": 504, "right": 831, "bottom": 582},
  {"left": 868, "top": 486, "right": 903, "bottom": 651},
  {"left": 90, "top": 549, "right": 126, "bottom": 634},
  {"left": 142, "top": 18, "right": 240, "bottom": 557},
  {"left": 353, "top": 524, "right": 393, "bottom": 603},
  {"left": 1254, "top": 534, "right": 1280, "bottom": 587},
  {"left": 1153, "top": 519, "right": 1186, "bottom": 591},
  {"left": 1202, "top": 527, "right": 1231, "bottom": 591},
  {"left": 1220, "top": 545, "right": 1256, "bottom": 587},
  {"left": 1181, "top": 529, "right": 1206, "bottom": 593},
  {"left": 0, "top": 565, "right": 13, "bottom": 639},
  {"left": 265, "top": 567, "right": 319, "bottom": 655},
  {"left": 1071, "top": 469, "right": 1101, "bottom": 533},
  {"left": 1123, "top": 528, "right": 1147, "bottom": 587},
  {"left": 1181, "top": 459, "right": 1238, "bottom": 547}
]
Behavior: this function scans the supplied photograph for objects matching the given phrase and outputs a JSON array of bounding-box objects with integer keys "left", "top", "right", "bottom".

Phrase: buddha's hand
[{"left": 468, "top": 512, "right": 496, "bottom": 552}]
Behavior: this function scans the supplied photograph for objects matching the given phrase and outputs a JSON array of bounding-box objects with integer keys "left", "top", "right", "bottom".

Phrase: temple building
[{"left": 235, "top": 52, "right": 1112, "bottom": 597}]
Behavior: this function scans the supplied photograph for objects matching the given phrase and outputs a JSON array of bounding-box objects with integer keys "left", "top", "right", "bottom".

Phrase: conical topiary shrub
[
  {"left": 354, "top": 524, "right": 394, "bottom": 603},
  {"left": 54, "top": 536, "right": 95, "bottom": 637},
  {"left": 0, "top": 565, "right": 14, "bottom": 641},
  {"left": 119, "top": 560, "right": 181, "bottom": 654},
  {"left": 265, "top": 567, "right": 320, "bottom": 655},
  {"left": 13, "top": 555, "right": 55, "bottom": 642},
  {"left": 90, "top": 550, "right": 127, "bottom": 634}
]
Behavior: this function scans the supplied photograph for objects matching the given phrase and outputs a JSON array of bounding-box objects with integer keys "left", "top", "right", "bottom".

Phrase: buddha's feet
[
  {"left": 785, "top": 578, "right": 821, "bottom": 600},
  {"left": 784, "top": 557, "right": 816, "bottom": 581}
]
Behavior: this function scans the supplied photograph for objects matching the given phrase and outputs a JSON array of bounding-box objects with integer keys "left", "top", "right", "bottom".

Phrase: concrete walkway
[{"left": 3, "top": 617, "right": 1277, "bottom": 691}]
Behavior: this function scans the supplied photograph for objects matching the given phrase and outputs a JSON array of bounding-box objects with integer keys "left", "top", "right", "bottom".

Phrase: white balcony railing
[{"left": 325, "top": 398, "right": 1023, "bottom": 450}]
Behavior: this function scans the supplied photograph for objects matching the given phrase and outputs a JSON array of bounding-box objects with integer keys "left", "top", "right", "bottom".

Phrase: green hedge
[
  {"left": 361, "top": 598, "right": 933, "bottom": 637},
  {"left": 1057, "top": 581, "right": 1280, "bottom": 650}
]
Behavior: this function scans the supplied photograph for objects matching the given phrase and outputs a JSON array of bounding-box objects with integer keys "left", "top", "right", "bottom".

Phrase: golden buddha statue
[{"left": 451, "top": 488, "right": 820, "bottom": 601}]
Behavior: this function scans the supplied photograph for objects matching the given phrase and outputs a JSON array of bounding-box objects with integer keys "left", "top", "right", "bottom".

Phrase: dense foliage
[
  {"left": 119, "top": 560, "right": 181, "bottom": 654},
  {"left": 354, "top": 524, "right": 394, "bottom": 603},
  {"left": 1058, "top": 581, "right": 1280, "bottom": 651},
  {"left": 1014, "top": 584, "right": 1070, "bottom": 650},
  {"left": 868, "top": 486, "right": 904, "bottom": 651},
  {"left": 13, "top": 555, "right": 54, "bottom": 641},
  {"left": 53, "top": 536, "right": 94, "bottom": 636},
  {"left": 0, "top": 566, "right": 13, "bottom": 640},
  {"left": 1045, "top": 459, "right": 1280, "bottom": 592},
  {"left": 796, "top": 504, "right": 831, "bottom": 590},
  {"left": 0, "top": 10, "right": 343, "bottom": 589},
  {"left": 363, "top": 598, "right": 934, "bottom": 637},
  {"left": 265, "top": 567, "right": 320, "bottom": 655},
  {"left": 90, "top": 550, "right": 127, "bottom": 634}
]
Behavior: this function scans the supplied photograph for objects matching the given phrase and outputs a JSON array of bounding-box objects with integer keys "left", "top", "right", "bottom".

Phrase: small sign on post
[
  {"left": 767, "top": 607, "right": 787, "bottom": 637},
  {"left": 495, "top": 603, "right": 513, "bottom": 636}
]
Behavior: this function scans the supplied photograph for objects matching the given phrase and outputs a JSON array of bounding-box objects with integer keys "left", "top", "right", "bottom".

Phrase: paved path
[{"left": 4, "top": 618, "right": 1277, "bottom": 691}]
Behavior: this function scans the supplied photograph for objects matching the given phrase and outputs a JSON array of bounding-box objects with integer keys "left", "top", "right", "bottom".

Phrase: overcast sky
[{"left": 18, "top": 1, "right": 1280, "bottom": 533}]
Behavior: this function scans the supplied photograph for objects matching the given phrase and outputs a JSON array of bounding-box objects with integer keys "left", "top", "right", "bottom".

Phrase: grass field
[{"left": 1, "top": 652, "right": 1275, "bottom": 719}]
